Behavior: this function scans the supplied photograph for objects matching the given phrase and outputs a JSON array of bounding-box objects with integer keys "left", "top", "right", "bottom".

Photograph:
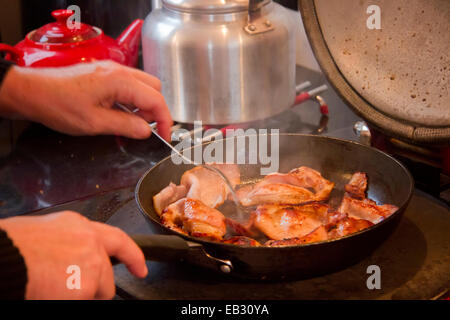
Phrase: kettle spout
[{"left": 117, "top": 19, "right": 144, "bottom": 67}]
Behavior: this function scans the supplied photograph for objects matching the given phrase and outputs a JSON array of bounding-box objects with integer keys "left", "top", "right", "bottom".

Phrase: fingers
[
  {"left": 137, "top": 109, "right": 172, "bottom": 142},
  {"left": 91, "top": 222, "right": 148, "bottom": 279},
  {"left": 90, "top": 107, "right": 152, "bottom": 139},
  {"left": 113, "top": 76, "right": 173, "bottom": 142},
  {"left": 106, "top": 61, "right": 161, "bottom": 92},
  {"left": 94, "top": 250, "right": 116, "bottom": 300},
  {"left": 128, "top": 68, "right": 162, "bottom": 92}
]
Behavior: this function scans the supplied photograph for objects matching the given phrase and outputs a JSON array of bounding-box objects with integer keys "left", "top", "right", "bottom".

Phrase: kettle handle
[
  {"left": 245, "top": 0, "right": 274, "bottom": 34},
  {"left": 0, "top": 44, "right": 22, "bottom": 60},
  {"left": 249, "top": 0, "right": 266, "bottom": 12},
  {"left": 248, "top": 0, "right": 265, "bottom": 22}
]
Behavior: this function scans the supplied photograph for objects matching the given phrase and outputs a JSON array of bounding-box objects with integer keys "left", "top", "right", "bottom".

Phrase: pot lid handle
[
  {"left": 28, "top": 9, "right": 100, "bottom": 44},
  {"left": 51, "top": 9, "right": 74, "bottom": 24}
]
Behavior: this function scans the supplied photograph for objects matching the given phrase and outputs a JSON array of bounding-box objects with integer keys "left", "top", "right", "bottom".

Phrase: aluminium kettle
[{"left": 142, "top": 0, "right": 296, "bottom": 124}]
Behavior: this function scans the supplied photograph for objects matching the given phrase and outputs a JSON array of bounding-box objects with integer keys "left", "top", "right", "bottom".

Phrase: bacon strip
[
  {"left": 237, "top": 166, "right": 334, "bottom": 207},
  {"left": 161, "top": 198, "right": 227, "bottom": 241}
]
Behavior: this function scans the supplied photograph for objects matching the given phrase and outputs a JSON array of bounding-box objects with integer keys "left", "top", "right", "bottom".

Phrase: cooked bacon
[
  {"left": 161, "top": 198, "right": 226, "bottom": 241},
  {"left": 225, "top": 217, "right": 256, "bottom": 238},
  {"left": 237, "top": 183, "right": 317, "bottom": 207},
  {"left": 326, "top": 211, "right": 348, "bottom": 225},
  {"left": 265, "top": 226, "right": 328, "bottom": 246},
  {"left": 338, "top": 194, "right": 397, "bottom": 224},
  {"left": 155, "top": 166, "right": 398, "bottom": 247},
  {"left": 265, "top": 213, "right": 373, "bottom": 246},
  {"left": 222, "top": 236, "right": 261, "bottom": 246},
  {"left": 326, "top": 215, "right": 373, "bottom": 239},
  {"left": 160, "top": 198, "right": 187, "bottom": 235},
  {"left": 180, "top": 164, "right": 240, "bottom": 208},
  {"left": 338, "top": 172, "right": 397, "bottom": 224},
  {"left": 153, "top": 183, "right": 187, "bottom": 216},
  {"left": 237, "top": 166, "right": 334, "bottom": 206},
  {"left": 288, "top": 167, "right": 335, "bottom": 201},
  {"left": 344, "top": 172, "right": 367, "bottom": 199},
  {"left": 253, "top": 203, "right": 330, "bottom": 240}
]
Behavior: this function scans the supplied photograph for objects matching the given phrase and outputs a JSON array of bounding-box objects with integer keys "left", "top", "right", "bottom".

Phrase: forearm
[{"left": 0, "top": 228, "right": 28, "bottom": 300}]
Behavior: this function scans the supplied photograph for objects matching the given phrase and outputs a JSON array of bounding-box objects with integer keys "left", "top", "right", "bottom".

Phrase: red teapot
[{"left": 0, "top": 9, "right": 143, "bottom": 68}]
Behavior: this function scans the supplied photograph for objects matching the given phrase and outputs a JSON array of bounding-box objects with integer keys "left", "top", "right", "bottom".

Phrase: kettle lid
[
  {"left": 29, "top": 10, "right": 100, "bottom": 44},
  {"left": 162, "top": 0, "right": 270, "bottom": 13}
]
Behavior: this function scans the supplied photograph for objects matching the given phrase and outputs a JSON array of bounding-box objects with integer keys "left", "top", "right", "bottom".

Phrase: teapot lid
[
  {"left": 29, "top": 10, "right": 100, "bottom": 44},
  {"left": 162, "top": 0, "right": 270, "bottom": 14}
]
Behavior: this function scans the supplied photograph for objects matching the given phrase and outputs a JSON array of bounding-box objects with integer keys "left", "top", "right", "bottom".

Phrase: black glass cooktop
[{"left": 1, "top": 66, "right": 448, "bottom": 299}]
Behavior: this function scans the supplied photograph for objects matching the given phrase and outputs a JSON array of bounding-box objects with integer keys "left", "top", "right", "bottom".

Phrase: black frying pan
[{"left": 131, "top": 134, "right": 413, "bottom": 280}]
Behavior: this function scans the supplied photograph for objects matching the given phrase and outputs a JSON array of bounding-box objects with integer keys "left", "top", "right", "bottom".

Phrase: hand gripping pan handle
[{"left": 110, "top": 234, "right": 190, "bottom": 265}]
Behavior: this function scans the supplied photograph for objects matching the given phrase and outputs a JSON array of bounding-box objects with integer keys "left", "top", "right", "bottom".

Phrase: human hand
[
  {"left": 0, "top": 211, "right": 148, "bottom": 300},
  {"left": 0, "top": 60, "right": 172, "bottom": 141}
]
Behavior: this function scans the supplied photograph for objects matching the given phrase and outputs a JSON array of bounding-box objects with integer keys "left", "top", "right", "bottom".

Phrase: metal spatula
[{"left": 114, "top": 103, "right": 248, "bottom": 220}]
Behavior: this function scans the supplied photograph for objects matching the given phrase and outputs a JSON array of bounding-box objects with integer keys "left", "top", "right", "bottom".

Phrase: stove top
[
  {"left": 108, "top": 189, "right": 449, "bottom": 300},
  {"left": 32, "top": 184, "right": 449, "bottom": 299},
  {"left": 1, "top": 66, "right": 448, "bottom": 300}
]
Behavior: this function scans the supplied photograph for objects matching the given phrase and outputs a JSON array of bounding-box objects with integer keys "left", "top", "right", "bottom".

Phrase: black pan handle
[{"left": 110, "top": 234, "right": 191, "bottom": 266}]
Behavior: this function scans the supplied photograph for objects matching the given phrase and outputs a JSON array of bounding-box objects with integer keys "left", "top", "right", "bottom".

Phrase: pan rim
[{"left": 135, "top": 133, "right": 414, "bottom": 250}]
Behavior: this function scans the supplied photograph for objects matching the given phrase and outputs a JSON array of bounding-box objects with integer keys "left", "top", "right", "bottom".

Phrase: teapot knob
[{"left": 51, "top": 9, "right": 74, "bottom": 24}]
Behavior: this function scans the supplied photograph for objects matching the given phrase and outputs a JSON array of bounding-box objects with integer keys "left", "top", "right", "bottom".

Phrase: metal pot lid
[
  {"left": 300, "top": 0, "right": 450, "bottom": 145},
  {"left": 162, "top": 0, "right": 270, "bottom": 14}
]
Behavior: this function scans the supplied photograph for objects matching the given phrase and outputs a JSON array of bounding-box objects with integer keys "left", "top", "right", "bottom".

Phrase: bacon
[
  {"left": 225, "top": 217, "right": 257, "bottom": 238},
  {"left": 222, "top": 236, "right": 261, "bottom": 246},
  {"left": 252, "top": 203, "right": 330, "bottom": 240},
  {"left": 326, "top": 215, "right": 373, "bottom": 239},
  {"left": 237, "top": 183, "right": 317, "bottom": 207},
  {"left": 236, "top": 166, "right": 334, "bottom": 206},
  {"left": 338, "top": 172, "right": 397, "bottom": 224},
  {"left": 265, "top": 226, "right": 328, "bottom": 246},
  {"left": 161, "top": 198, "right": 226, "bottom": 241},
  {"left": 180, "top": 164, "right": 240, "bottom": 208},
  {"left": 338, "top": 194, "right": 397, "bottom": 224},
  {"left": 160, "top": 198, "right": 187, "bottom": 235},
  {"left": 153, "top": 163, "right": 240, "bottom": 215},
  {"left": 287, "top": 167, "right": 335, "bottom": 201},
  {"left": 153, "top": 183, "right": 187, "bottom": 216},
  {"left": 344, "top": 172, "right": 367, "bottom": 200},
  {"left": 154, "top": 167, "right": 398, "bottom": 247}
]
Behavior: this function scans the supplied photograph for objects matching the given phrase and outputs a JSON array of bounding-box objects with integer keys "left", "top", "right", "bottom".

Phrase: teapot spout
[{"left": 117, "top": 19, "right": 144, "bottom": 67}]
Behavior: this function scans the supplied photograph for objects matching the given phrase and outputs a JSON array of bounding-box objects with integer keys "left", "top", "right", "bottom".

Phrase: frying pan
[{"left": 131, "top": 134, "right": 413, "bottom": 280}]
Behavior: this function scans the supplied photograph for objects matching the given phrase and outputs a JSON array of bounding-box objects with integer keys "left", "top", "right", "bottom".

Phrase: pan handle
[
  {"left": 110, "top": 234, "right": 190, "bottom": 265},
  {"left": 111, "top": 234, "right": 234, "bottom": 274}
]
